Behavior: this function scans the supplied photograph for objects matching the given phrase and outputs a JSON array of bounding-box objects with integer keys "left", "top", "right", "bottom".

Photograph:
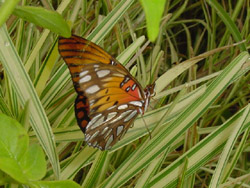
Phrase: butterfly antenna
[{"left": 142, "top": 116, "right": 152, "bottom": 139}]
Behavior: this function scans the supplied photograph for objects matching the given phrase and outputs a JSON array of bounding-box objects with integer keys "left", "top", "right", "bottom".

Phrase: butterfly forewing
[{"left": 58, "top": 35, "right": 150, "bottom": 150}]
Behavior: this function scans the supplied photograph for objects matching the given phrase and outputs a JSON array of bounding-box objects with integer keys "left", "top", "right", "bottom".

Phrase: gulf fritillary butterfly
[{"left": 58, "top": 35, "right": 155, "bottom": 150}]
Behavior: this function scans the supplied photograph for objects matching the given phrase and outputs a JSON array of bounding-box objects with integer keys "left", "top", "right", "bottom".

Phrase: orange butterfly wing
[{"left": 58, "top": 35, "right": 151, "bottom": 150}]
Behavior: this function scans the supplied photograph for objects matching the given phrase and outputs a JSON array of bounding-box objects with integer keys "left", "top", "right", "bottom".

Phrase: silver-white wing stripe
[{"left": 124, "top": 110, "right": 137, "bottom": 122}]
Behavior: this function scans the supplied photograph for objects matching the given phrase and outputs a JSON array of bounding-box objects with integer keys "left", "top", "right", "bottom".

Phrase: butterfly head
[
  {"left": 143, "top": 83, "right": 155, "bottom": 113},
  {"left": 144, "top": 83, "right": 156, "bottom": 97}
]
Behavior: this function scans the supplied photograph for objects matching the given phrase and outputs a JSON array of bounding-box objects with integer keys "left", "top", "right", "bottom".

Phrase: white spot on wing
[
  {"left": 132, "top": 84, "right": 137, "bottom": 91},
  {"left": 92, "top": 141, "right": 98, "bottom": 147},
  {"left": 105, "top": 135, "right": 113, "bottom": 149},
  {"left": 88, "top": 115, "right": 105, "bottom": 130},
  {"left": 97, "top": 70, "right": 110, "bottom": 78},
  {"left": 124, "top": 77, "right": 130, "bottom": 82},
  {"left": 90, "top": 113, "right": 116, "bottom": 134},
  {"left": 88, "top": 130, "right": 99, "bottom": 141},
  {"left": 86, "top": 85, "right": 100, "bottom": 94},
  {"left": 124, "top": 110, "right": 137, "bottom": 122},
  {"left": 118, "top": 104, "right": 128, "bottom": 110},
  {"left": 89, "top": 99, "right": 95, "bottom": 107},
  {"left": 85, "top": 134, "right": 90, "bottom": 142},
  {"left": 117, "top": 126, "right": 124, "bottom": 136},
  {"left": 104, "top": 129, "right": 112, "bottom": 139},
  {"left": 79, "top": 70, "right": 88, "bottom": 77},
  {"left": 107, "top": 106, "right": 116, "bottom": 111},
  {"left": 101, "top": 127, "right": 109, "bottom": 135},
  {"left": 144, "top": 97, "right": 150, "bottom": 113},
  {"left": 125, "top": 87, "right": 130, "bottom": 92},
  {"left": 129, "top": 101, "right": 143, "bottom": 107},
  {"left": 86, "top": 114, "right": 101, "bottom": 129},
  {"left": 106, "top": 112, "right": 117, "bottom": 121},
  {"left": 110, "top": 110, "right": 132, "bottom": 123},
  {"left": 79, "top": 75, "right": 91, "bottom": 83}
]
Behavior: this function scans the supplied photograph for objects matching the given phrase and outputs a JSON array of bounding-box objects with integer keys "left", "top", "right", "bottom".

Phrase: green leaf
[
  {"left": 0, "top": 113, "right": 28, "bottom": 161},
  {"left": 140, "top": 0, "right": 166, "bottom": 42},
  {"left": 20, "top": 144, "right": 46, "bottom": 181},
  {"left": 0, "top": 157, "right": 28, "bottom": 183},
  {"left": 0, "top": 0, "right": 20, "bottom": 27},
  {"left": 13, "top": 6, "right": 71, "bottom": 37},
  {"left": 0, "top": 114, "right": 47, "bottom": 183},
  {"left": 0, "top": 114, "right": 29, "bottom": 183}
]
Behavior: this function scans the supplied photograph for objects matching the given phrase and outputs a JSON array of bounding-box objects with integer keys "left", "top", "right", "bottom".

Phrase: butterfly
[{"left": 58, "top": 35, "right": 155, "bottom": 150}]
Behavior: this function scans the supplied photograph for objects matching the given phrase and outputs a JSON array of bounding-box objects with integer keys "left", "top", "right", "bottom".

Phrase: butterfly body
[{"left": 58, "top": 35, "right": 154, "bottom": 150}]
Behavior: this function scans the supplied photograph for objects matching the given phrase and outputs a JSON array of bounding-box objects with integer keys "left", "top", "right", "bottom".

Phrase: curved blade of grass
[
  {"left": 221, "top": 128, "right": 250, "bottom": 183},
  {"left": 82, "top": 151, "right": 108, "bottom": 188},
  {"left": 209, "top": 105, "right": 249, "bottom": 188},
  {"left": 135, "top": 149, "right": 169, "bottom": 188},
  {"left": 34, "top": 39, "right": 58, "bottom": 96},
  {"left": 0, "top": 25, "right": 60, "bottom": 178},
  {"left": 60, "top": 147, "right": 97, "bottom": 180}
]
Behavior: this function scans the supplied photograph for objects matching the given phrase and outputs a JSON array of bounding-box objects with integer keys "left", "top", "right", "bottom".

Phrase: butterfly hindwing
[{"left": 85, "top": 103, "right": 139, "bottom": 150}]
